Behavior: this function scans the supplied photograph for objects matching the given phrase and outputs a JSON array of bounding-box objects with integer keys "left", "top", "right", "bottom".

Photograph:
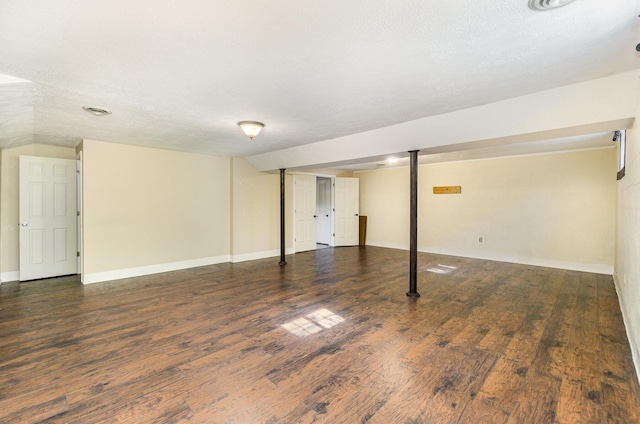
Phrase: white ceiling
[{"left": 1, "top": 1, "right": 639, "bottom": 167}]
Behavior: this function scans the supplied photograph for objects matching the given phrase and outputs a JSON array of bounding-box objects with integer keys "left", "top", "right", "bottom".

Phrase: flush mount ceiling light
[
  {"left": 82, "top": 106, "right": 111, "bottom": 116},
  {"left": 237, "top": 121, "right": 264, "bottom": 139},
  {"left": 528, "top": 0, "right": 578, "bottom": 11}
]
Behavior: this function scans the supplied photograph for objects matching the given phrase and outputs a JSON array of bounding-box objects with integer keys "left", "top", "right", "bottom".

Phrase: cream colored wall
[
  {"left": 359, "top": 148, "right": 617, "bottom": 273},
  {"left": 0, "top": 140, "right": 298, "bottom": 283},
  {"left": 302, "top": 169, "right": 354, "bottom": 177},
  {"left": 231, "top": 158, "right": 293, "bottom": 261},
  {"left": 82, "top": 139, "right": 231, "bottom": 283},
  {"left": 0, "top": 144, "right": 77, "bottom": 282},
  {"left": 0, "top": 148, "right": 2, "bottom": 282},
  {"left": 615, "top": 100, "right": 640, "bottom": 382},
  {"left": 358, "top": 166, "right": 410, "bottom": 249}
]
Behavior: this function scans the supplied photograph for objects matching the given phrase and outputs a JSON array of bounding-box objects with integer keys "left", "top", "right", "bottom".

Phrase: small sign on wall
[{"left": 433, "top": 186, "right": 461, "bottom": 194}]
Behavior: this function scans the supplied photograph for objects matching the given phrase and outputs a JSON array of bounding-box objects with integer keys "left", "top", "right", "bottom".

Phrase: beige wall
[
  {"left": 0, "top": 144, "right": 77, "bottom": 282},
  {"left": 302, "top": 169, "right": 354, "bottom": 177},
  {"left": 82, "top": 139, "right": 231, "bottom": 283},
  {"left": 359, "top": 148, "right": 617, "bottom": 273},
  {"left": 358, "top": 166, "right": 410, "bottom": 249},
  {"left": 0, "top": 140, "right": 303, "bottom": 283},
  {"left": 231, "top": 158, "right": 293, "bottom": 261},
  {"left": 615, "top": 98, "right": 640, "bottom": 382}
]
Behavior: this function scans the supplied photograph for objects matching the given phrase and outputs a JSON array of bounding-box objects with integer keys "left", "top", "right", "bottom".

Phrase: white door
[
  {"left": 19, "top": 156, "right": 78, "bottom": 281},
  {"left": 294, "top": 174, "right": 317, "bottom": 252},
  {"left": 334, "top": 177, "right": 359, "bottom": 247},
  {"left": 316, "top": 178, "right": 331, "bottom": 245}
]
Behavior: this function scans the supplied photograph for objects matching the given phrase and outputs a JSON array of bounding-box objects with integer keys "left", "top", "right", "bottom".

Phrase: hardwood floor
[{"left": 1, "top": 246, "right": 639, "bottom": 423}]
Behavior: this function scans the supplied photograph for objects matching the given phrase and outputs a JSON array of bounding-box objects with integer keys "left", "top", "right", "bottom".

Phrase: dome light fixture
[
  {"left": 82, "top": 106, "right": 111, "bottom": 116},
  {"left": 237, "top": 121, "right": 265, "bottom": 139},
  {"left": 528, "top": 0, "right": 577, "bottom": 11}
]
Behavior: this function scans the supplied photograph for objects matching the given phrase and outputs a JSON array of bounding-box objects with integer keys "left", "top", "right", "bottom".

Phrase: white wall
[
  {"left": 615, "top": 99, "right": 640, "bottom": 383},
  {"left": 359, "top": 148, "right": 617, "bottom": 274},
  {"left": 81, "top": 139, "right": 231, "bottom": 284},
  {"left": 0, "top": 144, "right": 77, "bottom": 282}
]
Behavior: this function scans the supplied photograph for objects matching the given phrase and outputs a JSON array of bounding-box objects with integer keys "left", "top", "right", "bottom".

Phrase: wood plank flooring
[{"left": 1, "top": 246, "right": 639, "bottom": 423}]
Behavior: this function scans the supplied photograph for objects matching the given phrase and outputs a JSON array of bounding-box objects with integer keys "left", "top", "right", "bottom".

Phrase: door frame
[
  {"left": 76, "top": 151, "right": 83, "bottom": 281},
  {"left": 315, "top": 177, "right": 333, "bottom": 245},
  {"left": 333, "top": 176, "right": 360, "bottom": 247},
  {"left": 292, "top": 172, "right": 337, "bottom": 252},
  {"left": 293, "top": 173, "right": 318, "bottom": 253},
  {"left": 19, "top": 155, "right": 79, "bottom": 281}
]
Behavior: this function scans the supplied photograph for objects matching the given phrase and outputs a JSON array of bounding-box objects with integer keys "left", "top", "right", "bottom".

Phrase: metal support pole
[
  {"left": 407, "top": 150, "right": 420, "bottom": 298},
  {"left": 279, "top": 169, "right": 287, "bottom": 266}
]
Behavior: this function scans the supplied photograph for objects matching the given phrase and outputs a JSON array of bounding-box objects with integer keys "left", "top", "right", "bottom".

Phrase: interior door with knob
[
  {"left": 294, "top": 174, "right": 317, "bottom": 252},
  {"left": 19, "top": 156, "right": 78, "bottom": 281},
  {"left": 334, "top": 177, "right": 359, "bottom": 246}
]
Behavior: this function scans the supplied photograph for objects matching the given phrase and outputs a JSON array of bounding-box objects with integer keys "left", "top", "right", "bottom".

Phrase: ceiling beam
[{"left": 247, "top": 71, "right": 639, "bottom": 172}]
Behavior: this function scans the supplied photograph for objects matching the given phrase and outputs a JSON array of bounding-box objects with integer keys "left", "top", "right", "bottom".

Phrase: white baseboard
[
  {"left": 365, "top": 240, "right": 409, "bottom": 251},
  {"left": 365, "top": 242, "right": 613, "bottom": 274},
  {"left": 82, "top": 255, "right": 231, "bottom": 285},
  {"left": 0, "top": 271, "right": 19, "bottom": 283},
  {"left": 424, "top": 247, "right": 613, "bottom": 275},
  {"left": 231, "top": 248, "right": 295, "bottom": 263},
  {"left": 613, "top": 275, "right": 640, "bottom": 387},
  {"left": 82, "top": 248, "right": 297, "bottom": 284}
]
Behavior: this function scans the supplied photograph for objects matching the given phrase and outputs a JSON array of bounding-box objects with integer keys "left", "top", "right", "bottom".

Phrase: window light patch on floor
[
  {"left": 306, "top": 308, "right": 345, "bottom": 329},
  {"left": 425, "top": 264, "right": 458, "bottom": 274},
  {"left": 281, "top": 318, "right": 323, "bottom": 337},
  {"left": 282, "top": 308, "right": 345, "bottom": 337}
]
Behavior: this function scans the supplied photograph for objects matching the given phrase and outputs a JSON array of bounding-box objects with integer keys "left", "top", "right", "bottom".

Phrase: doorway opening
[
  {"left": 293, "top": 174, "right": 360, "bottom": 253},
  {"left": 19, "top": 155, "right": 79, "bottom": 281},
  {"left": 316, "top": 177, "right": 332, "bottom": 249}
]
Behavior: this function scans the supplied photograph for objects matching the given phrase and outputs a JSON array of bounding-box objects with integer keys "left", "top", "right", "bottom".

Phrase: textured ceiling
[{"left": 0, "top": 1, "right": 639, "bottom": 163}]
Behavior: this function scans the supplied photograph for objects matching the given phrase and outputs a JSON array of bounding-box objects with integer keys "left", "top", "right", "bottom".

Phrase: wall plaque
[{"left": 433, "top": 186, "right": 461, "bottom": 194}]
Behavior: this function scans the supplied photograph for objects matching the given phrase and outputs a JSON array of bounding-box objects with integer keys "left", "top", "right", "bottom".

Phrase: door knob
[
  {"left": 326, "top": 214, "right": 329, "bottom": 217},
  {"left": 20, "top": 222, "right": 29, "bottom": 227},
  {"left": 313, "top": 215, "right": 317, "bottom": 218},
  {"left": 355, "top": 213, "right": 359, "bottom": 217}
]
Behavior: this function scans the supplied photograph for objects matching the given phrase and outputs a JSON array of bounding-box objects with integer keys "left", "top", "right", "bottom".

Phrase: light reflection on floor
[
  {"left": 425, "top": 264, "right": 458, "bottom": 274},
  {"left": 281, "top": 308, "right": 345, "bottom": 337}
]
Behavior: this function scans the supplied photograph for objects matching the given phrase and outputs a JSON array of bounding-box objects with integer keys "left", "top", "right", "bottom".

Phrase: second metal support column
[
  {"left": 279, "top": 168, "right": 287, "bottom": 266},
  {"left": 407, "top": 150, "right": 420, "bottom": 298}
]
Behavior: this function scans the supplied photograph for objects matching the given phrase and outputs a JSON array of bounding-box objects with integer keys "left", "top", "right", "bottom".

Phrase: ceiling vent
[
  {"left": 528, "top": 0, "right": 577, "bottom": 11},
  {"left": 82, "top": 106, "right": 112, "bottom": 116}
]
